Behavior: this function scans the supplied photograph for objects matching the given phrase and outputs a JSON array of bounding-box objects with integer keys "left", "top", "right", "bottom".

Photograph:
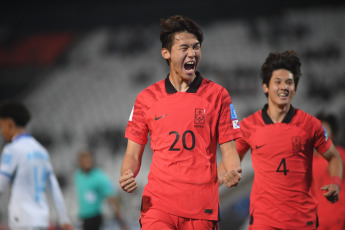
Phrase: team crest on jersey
[
  {"left": 291, "top": 136, "right": 301, "bottom": 153},
  {"left": 194, "top": 108, "right": 205, "bottom": 125}
]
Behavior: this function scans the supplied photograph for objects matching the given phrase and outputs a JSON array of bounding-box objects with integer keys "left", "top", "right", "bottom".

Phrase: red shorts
[
  {"left": 140, "top": 208, "right": 218, "bottom": 230},
  {"left": 248, "top": 225, "right": 316, "bottom": 230}
]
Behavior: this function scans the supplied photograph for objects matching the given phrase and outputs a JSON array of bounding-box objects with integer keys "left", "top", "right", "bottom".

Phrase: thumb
[
  {"left": 235, "top": 167, "right": 242, "bottom": 173},
  {"left": 321, "top": 185, "right": 329, "bottom": 191}
]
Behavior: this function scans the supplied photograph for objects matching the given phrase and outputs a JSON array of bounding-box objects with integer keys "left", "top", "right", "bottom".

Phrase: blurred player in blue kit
[{"left": 0, "top": 101, "right": 74, "bottom": 230}]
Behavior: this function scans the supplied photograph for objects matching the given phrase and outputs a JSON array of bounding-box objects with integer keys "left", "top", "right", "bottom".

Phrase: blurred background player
[
  {"left": 219, "top": 50, "right": 343, "bottom": 229},
  {"left": 312, "top": 112, "right": 345, "bottom": 230},
  {"left": 0, "top": 101, "right": 73, "bottom": 230},
  {"left": 119, "top": 15, "right": 242, "bottom": 230},
  {"left": 74, "top": 150, "right": 128, "bottom": 230}
]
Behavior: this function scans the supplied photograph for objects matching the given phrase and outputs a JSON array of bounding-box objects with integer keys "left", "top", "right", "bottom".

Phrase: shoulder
[
  {"left": 138, "top": 79, "right": 165, "bottom": 98},
  {"left": 198, "top": 77, "right": 231, "bottom": 104},
  {"left": 134, "top": 79, "right": 166, "bottom": 108},
  {"left": 241, "top": 110, "right": 262, "bottom": 126},
  {"left": 293, "top": 108, "right": 321, "bottom": 126},
  {"left": 200, "top": 77, "right": 227, "bottom": 93}
]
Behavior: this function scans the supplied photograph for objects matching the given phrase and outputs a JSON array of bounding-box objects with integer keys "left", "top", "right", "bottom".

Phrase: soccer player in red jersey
[
  {"left": 118, "top": 15, "right": 242, "bottom": 230},
  {"left": 312, "top": 112, "right": 345, "bottom": 230},
  {"left": 218, "top": 50, "right": 343, "bottom": 229}
]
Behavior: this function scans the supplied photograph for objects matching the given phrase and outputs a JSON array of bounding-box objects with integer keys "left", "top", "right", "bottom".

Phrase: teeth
[
  {"left": 279, "top": 93, "right": 288, "bottom": 97},
  {"left": 186, "top": 61, "right": 194, "bottom": 64}
]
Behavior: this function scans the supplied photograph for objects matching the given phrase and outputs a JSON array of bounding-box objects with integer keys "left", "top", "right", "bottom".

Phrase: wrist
[{"left": 331, "top": 176, "right": 342, "bottom": 189}]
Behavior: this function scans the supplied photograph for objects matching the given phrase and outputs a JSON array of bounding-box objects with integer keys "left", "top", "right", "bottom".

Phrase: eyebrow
[{"left": 180, "top": 42, "right": 200, "bottom": 48}]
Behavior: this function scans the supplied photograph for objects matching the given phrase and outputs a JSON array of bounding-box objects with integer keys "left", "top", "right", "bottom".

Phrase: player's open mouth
[{"left": 184, "top": 61, "right": 196, "bottom": 72}]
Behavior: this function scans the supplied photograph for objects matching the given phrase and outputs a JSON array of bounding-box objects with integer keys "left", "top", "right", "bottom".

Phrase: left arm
[
  {"left": 320, "top": 143, "right": 343, "bottom": 203},
  {"left": 218, "top": 140, "right": 242, "bottom": 187}
]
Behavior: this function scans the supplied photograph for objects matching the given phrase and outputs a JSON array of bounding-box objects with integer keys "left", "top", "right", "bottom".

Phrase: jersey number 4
[
  {"left": 169, "top": 130, "right": 195, "bottom": 151},
  {"left": 276, "top": 158, "right": 289, "bottom": 175}
]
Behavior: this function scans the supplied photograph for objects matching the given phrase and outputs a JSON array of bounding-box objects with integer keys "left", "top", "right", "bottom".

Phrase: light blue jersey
[{"left": 0, "top": 134, "right": 70, "bottom": 228}]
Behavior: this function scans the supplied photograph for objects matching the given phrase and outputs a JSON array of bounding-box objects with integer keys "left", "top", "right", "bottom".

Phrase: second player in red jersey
[
  {"left": 119, "top": 15, "right": 242, "bottom": 230},
  {"left": 312, "top": 112, "right": 345, "bottom": 230},
  {"left": 219, "top": 50, "right": 343, "bottom": 230}
]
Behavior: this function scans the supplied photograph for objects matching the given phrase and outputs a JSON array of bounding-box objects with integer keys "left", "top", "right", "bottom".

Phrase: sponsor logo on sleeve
[
  {"left": 230, "top": 104, "right": 238, "bottom": 120},
  {"left": 1, "top": 154, "right": 12, "bottom": 165},
  {"left": 321, "top": 125, "right": 329, "bottom": 141}
]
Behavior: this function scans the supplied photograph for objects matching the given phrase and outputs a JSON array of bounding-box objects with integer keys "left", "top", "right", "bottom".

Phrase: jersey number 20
[{"left": 169, "top": 130, "right": 196, "bottom": 151}]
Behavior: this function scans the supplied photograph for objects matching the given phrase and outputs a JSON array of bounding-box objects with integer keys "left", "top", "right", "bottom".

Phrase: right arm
[
  {"left": 47, "top": 172, "right": 74, "bottom": 230},
  {"left": 0, "top": 148, "right": 16, "bottom": 194},
  {"left": 119, "top": 139, "right": 145, "bottom": 193},
  {"left": 217, "top": 137, "right": 250, "bottom": 187}
]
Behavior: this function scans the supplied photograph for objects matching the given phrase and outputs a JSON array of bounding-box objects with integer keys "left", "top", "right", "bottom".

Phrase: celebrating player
[
  {"left": 119, "top": 15, "right": 242, "bottom": 230},
  {"left": 0, "top": 101, "right": 73, "bottom": 230},
  {"left": 219, "top": 50, "right": 343, "bottom": 229}
]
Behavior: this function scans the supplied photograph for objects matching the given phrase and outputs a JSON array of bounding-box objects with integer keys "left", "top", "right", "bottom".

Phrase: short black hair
[
  {"left": 260, "top": 50, "right": 301, "bottom": 97},
  {"left": 160, "top": 15, "right": 203, "bottom": 52},
  {"left": 0, "top": 101, "right": 31, "bottom": 127},
  {"left": 315, "top": 111, "right": 339, "bottom": 137}
]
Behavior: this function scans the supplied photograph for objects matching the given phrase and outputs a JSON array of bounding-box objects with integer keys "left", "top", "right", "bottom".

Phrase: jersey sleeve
[
  {"left": 236, "top": 136, "right": 251, "bottom": 156},
  {"left": 0, "top": 145, "right": 19, "bottom": 183},
  {"left": 313, "top": 117, "right": 332, "bottom": 154},
  {"left": 46, "top": 166, "right": 71, "bottom": 225},
  {"left": 217, "top": 88, "right": 242, "bottom": 144},
  {"left": 125, "top": 92, "right": 149, "bottom": 145}
]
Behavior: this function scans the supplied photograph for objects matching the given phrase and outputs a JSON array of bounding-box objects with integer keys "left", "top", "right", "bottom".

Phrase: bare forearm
[
  {"left": 121, "top": 154, "right": 141, "bottom": 177},
  {"left": 328, "top": 154, "right": 343, "bottom": 179},
  {"left": 219, "top": 141, "right": 242, "bottom": 187},
  {"left": 323, "top": 144, "right": 343, "bottom": 179},
  {"left": 121, "top": 139, "right": 145, "bottom": 177},
  {"left": 222, "top": 152, "right": 241, "bottom": 173}
]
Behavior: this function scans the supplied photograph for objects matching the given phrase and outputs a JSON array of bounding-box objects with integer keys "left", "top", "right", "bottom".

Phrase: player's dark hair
[
  {"left": 260, "top": 50, "right": 301, "bottom": 97},
  {"left": 160, "top": 15, "right": 203, "bottom": 65},
  {"left": 315, "top": 111, "right": 339, "bottom": 138},
  {"left": 0, "top": 101, "right": 31, "bottom": 127}
]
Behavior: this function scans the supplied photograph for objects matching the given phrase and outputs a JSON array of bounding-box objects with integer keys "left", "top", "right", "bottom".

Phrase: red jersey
[
  {"left": 236, "top": 105, "right": 332, "bottom": 229},
  {"left": 312, "top": 145, "right": 345, "bottom": 230},
  {"left": 125, "top": 73, "right": 242, "bottom": 220}
]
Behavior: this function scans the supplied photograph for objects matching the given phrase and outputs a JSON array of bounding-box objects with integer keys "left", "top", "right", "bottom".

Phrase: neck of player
[
  {"left": 169, "top": 72, "right": 196, "bottom": 92},
  {"left": 266, "top": 100, "right": 291, "bottom": 123}
]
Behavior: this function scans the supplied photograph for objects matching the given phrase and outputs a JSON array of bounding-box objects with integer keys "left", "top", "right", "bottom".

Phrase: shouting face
[{"left": 162, "top": 32, "right": 201, "bottom": 83}]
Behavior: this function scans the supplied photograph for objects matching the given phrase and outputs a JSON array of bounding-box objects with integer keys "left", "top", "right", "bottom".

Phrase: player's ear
[
  {"left": 263, "top": 83, "right": 269, "bottom": 94},
  {"left": 6, "top": 118, "right": 15, "bottom": 130},
  {"left": 161, "top": 48, "right": 170, "bottom": 60}
]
